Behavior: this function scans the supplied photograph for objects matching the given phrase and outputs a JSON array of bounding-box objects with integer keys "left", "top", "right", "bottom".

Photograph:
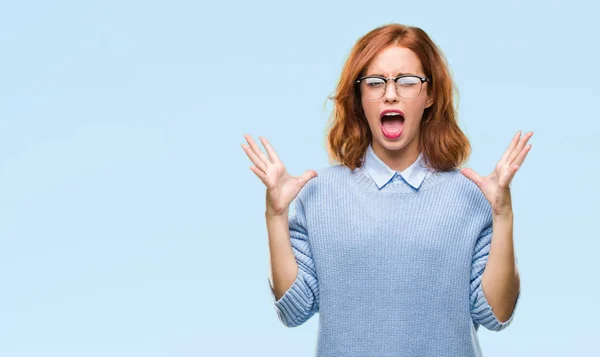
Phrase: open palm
[
  {"left": 461, "top": 131, "right": 533, "bottom": 216},
  {"left": 241, "top": 134, "right": 317, "bottom": 216}
]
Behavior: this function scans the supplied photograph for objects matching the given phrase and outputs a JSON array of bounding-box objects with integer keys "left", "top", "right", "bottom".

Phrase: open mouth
[{"left": 380, "top": 111, "right": 404, "bottom": 139}]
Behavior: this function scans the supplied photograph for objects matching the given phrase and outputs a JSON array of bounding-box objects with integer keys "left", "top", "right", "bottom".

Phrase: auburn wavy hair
[{"left": 326, "top": 24, "right": 470, "bottom": 172}]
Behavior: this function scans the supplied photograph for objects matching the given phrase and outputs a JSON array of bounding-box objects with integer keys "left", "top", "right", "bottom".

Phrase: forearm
[
  {"left": 481, "top": 211, "right": 520, "bottom": 322},
  {"left": 266, "top": 210, "right": 299, "bottom": 301}
]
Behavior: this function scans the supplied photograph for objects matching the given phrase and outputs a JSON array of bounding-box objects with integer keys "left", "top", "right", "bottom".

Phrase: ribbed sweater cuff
[
  {"left": 473, "top": 288, "right": 521, "bottom": 331},
  {"left": 268, "top": 274, "right": 315, "bottom": 327}
]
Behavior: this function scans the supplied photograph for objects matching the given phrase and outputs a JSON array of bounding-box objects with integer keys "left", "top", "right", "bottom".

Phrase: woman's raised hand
[{"left": 242, "top": 134, "right": 317, "bottom": 217}]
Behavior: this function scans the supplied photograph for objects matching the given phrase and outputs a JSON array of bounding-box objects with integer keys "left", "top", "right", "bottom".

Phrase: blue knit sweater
[{"left": 268, "top": 164, "right": 520, "bottom": 356}]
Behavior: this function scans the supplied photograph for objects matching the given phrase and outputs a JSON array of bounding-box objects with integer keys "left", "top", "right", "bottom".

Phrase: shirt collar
[{"left": 362, "top": 144, "right": 430, "bottom": 190}]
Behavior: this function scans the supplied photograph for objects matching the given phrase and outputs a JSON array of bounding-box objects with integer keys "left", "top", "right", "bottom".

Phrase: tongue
[{"left": 381, "top": 118, "right": 403, "bottom": 133}]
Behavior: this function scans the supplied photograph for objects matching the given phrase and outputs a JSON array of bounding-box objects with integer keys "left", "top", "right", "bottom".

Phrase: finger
[
  {"left": 250, "top": 165, "right": 270, "bottom": 186},
  {"left": 500, "top": 143, "right": 531, "bottom": 187},
  {"left": 260, "top": 136, "right": 281, "bottom": 165},
  {"left": 244, "top": 134, "right": 271, "bottom": 165},
  {"left": 241, "top": 144, "right": 267, "bottom": 173},
  {"left": 499, "top": 131, "right": 521, "bottom": 164},
  {"left": 460, "top": 168, "right": 484, "bottom": 188},
  {"left": 508, "top": 131, "right": 533, "bottom": 164},
  {"left": 513, "top": 144, "right": 532, "bottom": 167},
  {"left": 500, "top": 164, "right": 520, "bottom": 188},
  {"left": 296, "top": 170, "right": 318, "bottom": 187}
]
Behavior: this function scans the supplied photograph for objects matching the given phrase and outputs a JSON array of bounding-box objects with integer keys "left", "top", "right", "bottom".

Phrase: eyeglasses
[{"left": 355, "top": 75, "right": 431, "bottom": 100}]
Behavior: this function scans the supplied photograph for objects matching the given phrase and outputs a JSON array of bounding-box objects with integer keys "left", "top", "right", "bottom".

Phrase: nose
[{"left": 383, "top": 80, "right": 399, "bottom": 103}]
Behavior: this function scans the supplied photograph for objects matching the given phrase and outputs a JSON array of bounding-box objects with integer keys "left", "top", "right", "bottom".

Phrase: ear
[{"left": 425, "top": 94, "right": 434, "bottom": 109}]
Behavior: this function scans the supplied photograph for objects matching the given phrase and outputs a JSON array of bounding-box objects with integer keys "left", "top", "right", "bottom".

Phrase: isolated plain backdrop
[{"left": 1, "top": 0, "right": 599, "bottom": 356}]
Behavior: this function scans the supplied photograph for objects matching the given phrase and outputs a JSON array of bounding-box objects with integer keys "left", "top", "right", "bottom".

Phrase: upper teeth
[{"left": 384, "top": 112, "right": 401, "bottom": 116}]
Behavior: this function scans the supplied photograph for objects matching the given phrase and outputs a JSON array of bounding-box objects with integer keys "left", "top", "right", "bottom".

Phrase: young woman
[{"left": 241, "top": 23, "right": 531, "bottom": 357}]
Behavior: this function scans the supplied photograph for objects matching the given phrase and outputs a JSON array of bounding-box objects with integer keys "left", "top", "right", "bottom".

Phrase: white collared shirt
[{"left": 362, "top": 144, "right": 432, "bottom": 190}]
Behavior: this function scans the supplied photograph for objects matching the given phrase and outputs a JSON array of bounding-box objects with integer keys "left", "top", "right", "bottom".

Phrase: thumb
[
  {"left": 296, "top": 170, "right": 318, "bottom": 187},
  {"left": 460, "top": 168, "right": 483, "bottom": 188}
]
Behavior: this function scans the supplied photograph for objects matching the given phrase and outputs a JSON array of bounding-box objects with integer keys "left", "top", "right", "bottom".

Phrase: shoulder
[
  {"left": 431, "top": 168, "right": 490, "bottom": 212},
  {"left": 443, "top": 169, "right": 485, "bottom": 199},
  {"left": 314, "top": 164, "right": 352, "bottom": 178},
  {"left": 296, "top": 164, "right": 352, "bottom": 202},
  {"left": 451, "top": 168, "right": 492, "bottom": 220},
  {"left": 452, "top": 169, "right": 479, "bottom": 193}
]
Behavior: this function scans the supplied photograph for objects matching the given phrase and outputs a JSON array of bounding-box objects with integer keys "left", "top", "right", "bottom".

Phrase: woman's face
[{"left": 360, "top": 45, "right": 433, "bottom": 157}]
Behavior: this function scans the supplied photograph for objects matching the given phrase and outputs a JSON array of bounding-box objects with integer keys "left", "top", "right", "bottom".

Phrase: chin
[
  {"left": 375, "top": 132, "right": 417, "bottom": 153},
  {"left": 376, "top": 136, "right": 407, "bottom": 151}
]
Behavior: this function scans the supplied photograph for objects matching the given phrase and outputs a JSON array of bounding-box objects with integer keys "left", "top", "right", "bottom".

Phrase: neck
[{"left": 372, "top": 139, "right": 421, "bottom": 172}]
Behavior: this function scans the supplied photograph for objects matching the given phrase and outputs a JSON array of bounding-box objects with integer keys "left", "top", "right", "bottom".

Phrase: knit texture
[{"left": 268, "top": 164, "right": 520, "bottom": 357}]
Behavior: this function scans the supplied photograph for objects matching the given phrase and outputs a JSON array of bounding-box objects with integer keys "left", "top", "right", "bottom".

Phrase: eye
[
  {"left": 397, "top": 77, "right": 420, "bottom": 87},
  {"left": 364, "top": 78, "right": 385, "bottom": 88}
]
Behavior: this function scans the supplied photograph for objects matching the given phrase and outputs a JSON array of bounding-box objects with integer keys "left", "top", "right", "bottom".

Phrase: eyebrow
[{"left": 365, "top": 71, "right": 417, "bottom": 77}]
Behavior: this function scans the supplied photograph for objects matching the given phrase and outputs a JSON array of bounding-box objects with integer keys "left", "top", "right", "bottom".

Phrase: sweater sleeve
[
  {"left": 268, "top": 196, "right": 319, "bottom": 327},
  {"left": 470, "top": 225, "right": 521, "bottom": 332}
]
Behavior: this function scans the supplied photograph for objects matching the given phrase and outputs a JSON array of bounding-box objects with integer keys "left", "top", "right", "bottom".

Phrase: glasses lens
[
  {"left": 362, "top": 78, "right": 386, "bottom": 99},
  {"left": 396, "top": 76, "right": 422, "bottom": 99}
]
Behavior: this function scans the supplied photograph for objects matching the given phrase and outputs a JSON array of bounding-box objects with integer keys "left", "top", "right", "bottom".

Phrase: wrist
[
  {"left": 265, "top": 208, "right": 289, "bottom": 219},
  {"left": 493, "top": 209, "right": 514, "bottom": 221}
]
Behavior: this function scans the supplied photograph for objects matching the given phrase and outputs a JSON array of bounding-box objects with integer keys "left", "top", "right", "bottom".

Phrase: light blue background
[{"left": 1, "top": 1, "right": 598, "bottom": 356}]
